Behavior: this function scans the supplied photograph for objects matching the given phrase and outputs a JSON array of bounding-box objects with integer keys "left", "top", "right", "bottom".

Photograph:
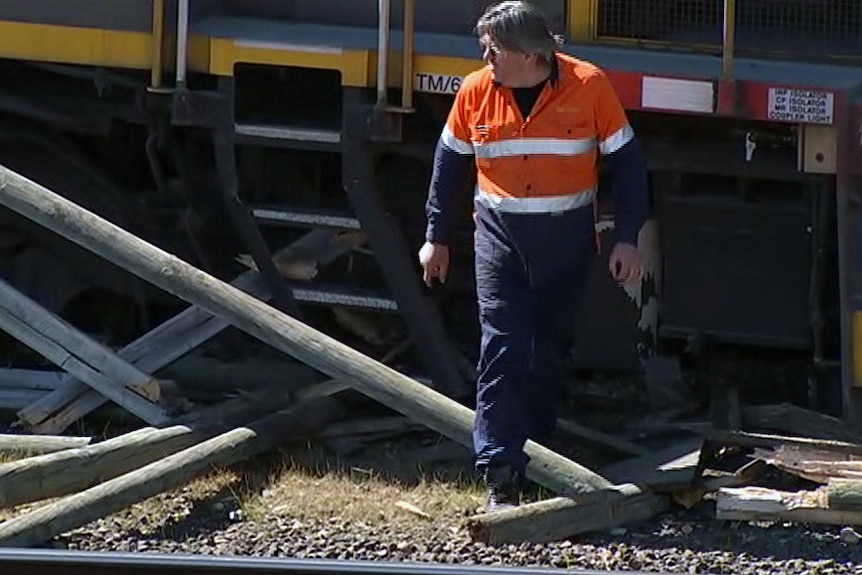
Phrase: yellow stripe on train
[
  {"left": 854, "top": 311, "right": 862, "bottom": 388},
  {"left": 0, "top": 20, "right": 479, "bottom": 94}
]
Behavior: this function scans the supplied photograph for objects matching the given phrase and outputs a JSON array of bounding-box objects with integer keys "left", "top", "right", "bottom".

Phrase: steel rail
[{"left": 0, "top": 549, "right": 665, "bottom": 575}]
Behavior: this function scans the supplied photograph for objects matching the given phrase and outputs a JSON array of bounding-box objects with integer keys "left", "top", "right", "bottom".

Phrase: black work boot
[{"left": 483, "top": 465, "right": 522, "bottom": 511}]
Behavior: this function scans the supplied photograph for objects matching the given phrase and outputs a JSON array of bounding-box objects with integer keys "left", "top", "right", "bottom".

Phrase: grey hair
[{"left": 475, "top": 1, "right": 564, "bottom": 61}]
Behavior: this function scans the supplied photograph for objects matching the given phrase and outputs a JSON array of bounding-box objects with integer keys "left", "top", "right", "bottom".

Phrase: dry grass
[
  {"left": 0, "top": 447, "right": 487, "bottom": 538},
  {"left": 125, "top": 450, "right": 485, "bottom": 535},
  {"left": 0, "top": 452, "right": 19, "bottom": 465},
  {"left": 239, "top": 456, "right": 487, "bottom": 526}
]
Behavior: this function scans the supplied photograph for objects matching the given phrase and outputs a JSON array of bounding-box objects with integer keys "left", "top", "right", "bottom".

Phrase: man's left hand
[{"left": 609, "top": 242, "right": 643, "bottom": 284}]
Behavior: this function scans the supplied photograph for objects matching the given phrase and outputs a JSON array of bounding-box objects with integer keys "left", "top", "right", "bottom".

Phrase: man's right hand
[{"left": 418, "top": 242, "right": 450, "bottom": 287}]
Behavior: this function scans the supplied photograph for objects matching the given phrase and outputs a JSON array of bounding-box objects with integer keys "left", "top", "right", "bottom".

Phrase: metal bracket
[
  {"left": 369, "top": 103, "right": 404, "bottom": 143},
  {"left": 744, "top": 131, "right": 757, "bottom": 162},
  {"left": 170, "top": 89, "right": 231, "bottom": 129}
]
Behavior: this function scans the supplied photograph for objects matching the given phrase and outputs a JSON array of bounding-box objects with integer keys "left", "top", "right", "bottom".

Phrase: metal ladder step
[
  {"left": 234, "top": 123, "right": 341, "bottom": 151},
  {"left": 251, "top": 205, "right": 361, "bottom": 230},
  {"left": 293, "top": 284, "right": 397, "bottom": 312}
]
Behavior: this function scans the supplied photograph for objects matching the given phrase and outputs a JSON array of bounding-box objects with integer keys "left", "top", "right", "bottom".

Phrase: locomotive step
[
  {"left": 234, "top": 123, "right": 341, "bottom": 151},
  {"left": 251, "top": 205, "right": 361, "bottom": 230},
  {"left": 292, "top": 284, "right": 397, "bottom": 312}
]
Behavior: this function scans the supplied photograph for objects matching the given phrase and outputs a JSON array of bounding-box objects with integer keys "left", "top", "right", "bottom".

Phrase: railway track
[
  {"left": 0, "top": 549, "right": 663, "bottom": 575},
  {"left": 0, "top": 549, "right": 662, "bottom": 575}
]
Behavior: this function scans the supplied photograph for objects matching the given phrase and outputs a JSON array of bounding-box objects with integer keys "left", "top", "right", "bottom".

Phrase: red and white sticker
[{"left": 767, "top": 87, "right": 834, "bottom": 125}]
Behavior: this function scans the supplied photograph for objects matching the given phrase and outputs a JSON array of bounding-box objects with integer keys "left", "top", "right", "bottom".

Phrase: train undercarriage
[{"left": 0, "top": 0, "right": 858, "bottom": 431}]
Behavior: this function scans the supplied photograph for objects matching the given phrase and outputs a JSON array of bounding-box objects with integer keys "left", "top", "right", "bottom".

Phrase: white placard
[
  {"left": 641, "top": 76, "right": 715, "bottom": 114},
  {"left": 414, "top": 72, "right": 463, "bottom": 95},
  {"left": 767, "top": 87, "right": 834, "bottom": 125}
]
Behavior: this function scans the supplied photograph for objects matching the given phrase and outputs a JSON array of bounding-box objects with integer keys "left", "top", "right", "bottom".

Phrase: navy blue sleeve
[
  {"left": 604, "top": 136, "right": 648, "bottom": 246},
  {"left": 425, "top": 136, "right": 474, "bottom": 244}
]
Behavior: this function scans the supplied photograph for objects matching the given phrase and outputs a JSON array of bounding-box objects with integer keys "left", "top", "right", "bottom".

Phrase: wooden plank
[
  {"left": 0, "top": 369, "right": 64, "bottom": 391},
  {"left": 27, "top": 392, "right": 109, "bottom": 435},
  {"left": 466, "top": 484, "right": 670, "bottom": 544},
  {"left": 19, "top": 229, "right": 354, "bottom": 433},
  {"left": 555, "top": 417, "right": 652, "bottom": 457},
  {"left": 0, "top": 280, "right": 161, "bottom": 402},
  {"left": 0, "top": 162, "right": 618, "bottom": 498},
  {"left": 0, "top": 395, "right": 345, "bottom": 548},
  {"left": 599, "top": 437, "right": 705, "bottom": 492},
  {"left": 716, "top": 486, "right": 862, "bottom": 526},
  {"left": 0, "top": 390, "right": 44, "bottom": 412},
  {"left": 695, "top": 429, "right": 862, "bottom": 457},
  {"left": 315, "top": 416, "right": 423, "bottom": 439},
  {"left": 744, "top": 403, "right": 862, "bottom": 443},
  {"left": 0, "top": 434, "right": 91, "bottom": 455},
  {"left": 0, "top": 294, "right": 168, "bottom": 426}
]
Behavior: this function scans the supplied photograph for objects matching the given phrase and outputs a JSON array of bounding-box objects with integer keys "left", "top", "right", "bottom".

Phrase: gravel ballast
[{"left": 57, "top": 486, "right": 862, "bottom": 574}]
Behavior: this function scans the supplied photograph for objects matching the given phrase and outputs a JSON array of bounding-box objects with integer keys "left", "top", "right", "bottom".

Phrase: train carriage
[{"left": 0, "top": 1, "right": 860, "bottom": 426}]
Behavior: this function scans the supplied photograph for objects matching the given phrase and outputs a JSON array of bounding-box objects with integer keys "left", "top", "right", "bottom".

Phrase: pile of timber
[
  {"left": 0, "top": 162, "right": 667, "bottom": 547},
  {"left": 464, "top": 403, "right": 862, "bottom": 544},
  {"left": 0, "top": 163, "right": 860, "bottom": 549}
]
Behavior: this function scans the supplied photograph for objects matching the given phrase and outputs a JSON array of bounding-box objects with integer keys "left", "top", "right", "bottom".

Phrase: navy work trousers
[{"left": 472, "top": 200, "right": 596, "bottom": 475}]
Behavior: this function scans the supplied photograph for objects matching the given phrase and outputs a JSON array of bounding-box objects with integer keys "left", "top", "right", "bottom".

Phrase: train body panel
[{"left": 0, "top": 1, "right": 859, "bottom": 424}]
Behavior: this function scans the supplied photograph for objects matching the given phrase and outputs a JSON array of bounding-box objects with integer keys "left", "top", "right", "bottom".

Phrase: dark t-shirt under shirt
[{"left": 511, "top": 79, "right": 547, "bottom": 119}]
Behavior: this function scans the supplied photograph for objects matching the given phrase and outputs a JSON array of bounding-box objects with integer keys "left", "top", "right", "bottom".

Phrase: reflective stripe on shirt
[
  {"left": 473, "top": 137, "right": 597, "bottom": 159},
  {"left": 475, "top": 186, "right": 595, "bottom": 214},
  {"left": 440, "top": 125, "right": 474, "bottom": 155},
  {"left": 599, "top": 124, "right": 634, "bottom": 155}
]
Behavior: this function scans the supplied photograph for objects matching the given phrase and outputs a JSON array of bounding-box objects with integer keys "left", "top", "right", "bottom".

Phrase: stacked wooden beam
[
  {"left": 1, "top": 161, "right": 859, "bottom": 550},
  {"left": 0, "top": 163, "right": 671, "bottom": 547}
]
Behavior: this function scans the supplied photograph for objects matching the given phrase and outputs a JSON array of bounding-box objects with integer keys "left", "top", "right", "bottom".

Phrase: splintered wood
[
  {"left": 750, "top": 445, "right": 862, "bottom": 483},
  {"left": 710, "top": 407, "right": 862, "bottom": 527},
  {"left": 716, "top": 484, "right": 862, "bottom": 526}
]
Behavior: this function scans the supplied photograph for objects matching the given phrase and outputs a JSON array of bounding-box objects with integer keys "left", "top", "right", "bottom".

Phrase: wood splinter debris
[
  {"left": 716, "top": 481, "right": 862, "bottom": 526},
  {"left": 395, "top": 500, "right": 431, "bottom": 520}
]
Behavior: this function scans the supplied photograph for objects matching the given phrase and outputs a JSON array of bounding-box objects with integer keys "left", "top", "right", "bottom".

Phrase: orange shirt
[{"left": 442, "top": 52, "right": 634, "bottom": 215}]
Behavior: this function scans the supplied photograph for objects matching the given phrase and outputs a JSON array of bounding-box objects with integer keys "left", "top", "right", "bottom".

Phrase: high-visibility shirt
[{"left": 425, "top": 52, "right": 647, "bottom": 247}]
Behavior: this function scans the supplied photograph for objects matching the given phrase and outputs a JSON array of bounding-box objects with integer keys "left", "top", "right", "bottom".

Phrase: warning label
[{"left": 767, "top": 87, "right": 834, "bottom": 125}]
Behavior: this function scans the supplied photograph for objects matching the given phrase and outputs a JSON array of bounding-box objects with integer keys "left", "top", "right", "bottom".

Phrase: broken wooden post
[
  {"left": 0, "top": 434, "right": 91, "bottom": 455},
  {"left": 0, "top": 395, "right": 344, "bottom": 548},
  {"left": 466, "top": 484, "right": 670, "bottom": 544},
  {"left": 0, "top": 382, "right": 315, "bottom": 508},
  {"left": 0, "top": 164, "right": 616, "bottom": 497},
  {"left": 0, "top": 427, "right": 192, "bottom": 507},
  {"left": 18, "top": 229, "right": 360, "bottom": 434}
]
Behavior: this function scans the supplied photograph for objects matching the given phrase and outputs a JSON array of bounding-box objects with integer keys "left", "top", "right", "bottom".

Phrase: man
[{"left": 419, "top": 1, "right": 648, "bottom": 509}]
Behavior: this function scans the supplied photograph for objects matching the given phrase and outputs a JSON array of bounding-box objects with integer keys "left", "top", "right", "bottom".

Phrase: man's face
[{"left": 479, "top": 33, "right": 527, "bottom": 86}]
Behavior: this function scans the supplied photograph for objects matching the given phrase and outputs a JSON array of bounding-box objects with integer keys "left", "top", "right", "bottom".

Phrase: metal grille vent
[
  {"left": 596, "top": 1, "right": 722, "bottom": 44},
  {"left": 737, "top": 0, "right": 862, "bottom": 54},
  {"left": 595, "top": 0, "right": 862, "bottom": 56}
]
